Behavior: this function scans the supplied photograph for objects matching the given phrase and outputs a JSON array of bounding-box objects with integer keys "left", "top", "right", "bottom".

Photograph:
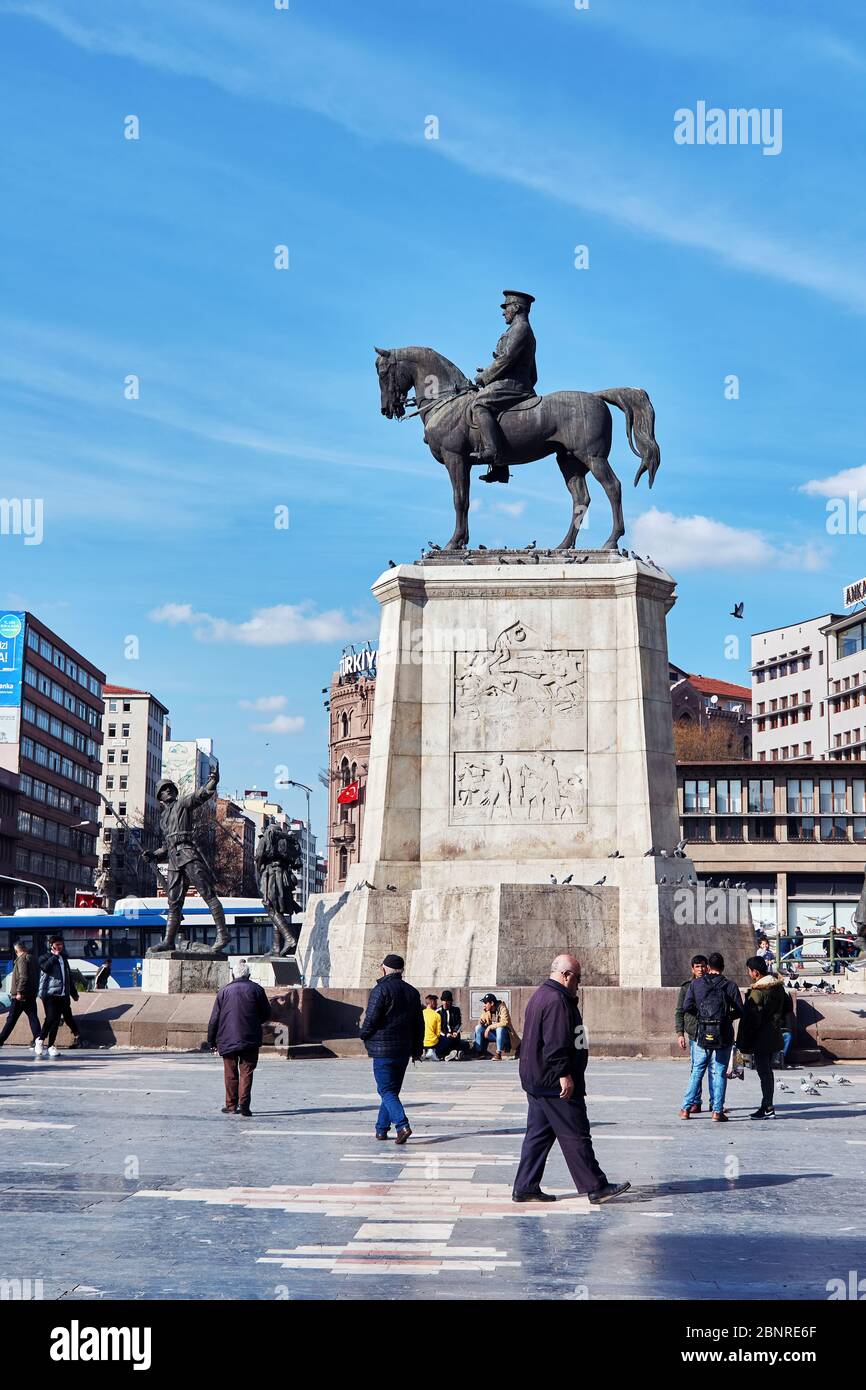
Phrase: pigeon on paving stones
[{"left": 832, "top": 1074, "right": 852, "bottom": 1085}]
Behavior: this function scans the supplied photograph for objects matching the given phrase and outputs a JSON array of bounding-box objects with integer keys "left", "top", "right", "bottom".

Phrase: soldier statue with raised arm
[{"left": 143, "top": 760, "right": 229, "bottom": 954}]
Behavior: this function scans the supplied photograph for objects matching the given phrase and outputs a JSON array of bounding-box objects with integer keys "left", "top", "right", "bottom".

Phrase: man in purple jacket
[
  {"left": 512, "top": 954, "right": 630, "bottom": 1205},
  {"left": 207, "top": 961, "right": 272, "bottom": 1117}
]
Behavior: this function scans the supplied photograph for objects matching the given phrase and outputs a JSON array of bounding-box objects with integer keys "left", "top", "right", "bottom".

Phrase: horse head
[
  {"left": 375, "top": 346, "right": 472, "bottom": 420},
  {"left": 374, "top": 347, "right": 413, "bottom": 420}
]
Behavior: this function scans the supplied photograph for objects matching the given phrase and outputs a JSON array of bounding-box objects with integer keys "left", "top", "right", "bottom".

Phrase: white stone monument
[{"left": 297, "top": 552, "right": 753, "bottom": 988}]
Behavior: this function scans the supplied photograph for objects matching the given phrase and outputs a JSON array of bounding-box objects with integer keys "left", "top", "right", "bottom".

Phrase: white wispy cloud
[
  {"left": 495, "top": 500, "right": 526, "bottom": 517},
  {"left": 800, "top": 464, "right": 866, "bottom": 498},
  {"left": 148, "top": 601, "right": 370, "bottom": 644},
  {"left": 250, "top": 713, "right": 305, "bottom": 735},
  {"left": 632, "top": 507, "right": 825, "bottom": 572},
  {"left": 238, "top": 695, "right": 288, "bottom": 712},
  {"left": 10, "top": 0, "right": 866, "bottom": 313}
]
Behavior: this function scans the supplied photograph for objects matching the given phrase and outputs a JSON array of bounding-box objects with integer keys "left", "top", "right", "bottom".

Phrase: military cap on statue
[{"left": 501, "top": 289, "right": 535, "bottom": 309}]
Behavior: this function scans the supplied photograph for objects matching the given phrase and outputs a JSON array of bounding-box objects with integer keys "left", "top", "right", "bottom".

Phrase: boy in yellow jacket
[{"left": 422, "top": 994, "right": 442, "bottom": 1059}]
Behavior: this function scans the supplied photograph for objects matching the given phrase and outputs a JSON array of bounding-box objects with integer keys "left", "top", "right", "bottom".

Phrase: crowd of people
[
  {"left": 359, "top": 950, "right": 630, "bottom": 1203},
  {"left": 0, "top": 936, "right": 84, "bottom": 1057},
  {"left": 675, "top": 951, "right": 795, "bottom": 1120},
  {"left": 420, "top": 989, "right": 519, "bottom": 1061}
]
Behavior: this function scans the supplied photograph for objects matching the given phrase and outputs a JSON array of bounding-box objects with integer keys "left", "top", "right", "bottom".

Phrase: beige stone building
[
  {"left": 100, "top": 685, "right": 169, "bottom": 903},
  {"left": 677, "top": 757, "right": 865, "bottom": 946}
]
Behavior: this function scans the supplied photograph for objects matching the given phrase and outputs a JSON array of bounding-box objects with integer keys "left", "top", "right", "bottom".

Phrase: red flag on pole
[{"left": 337, "top": 780, "right": 360, "bottom": 805}]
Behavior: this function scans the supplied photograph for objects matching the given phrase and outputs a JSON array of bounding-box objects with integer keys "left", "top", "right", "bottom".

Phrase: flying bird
[{"left": 730, "top": 602, "right": 744, "bottom": 619}]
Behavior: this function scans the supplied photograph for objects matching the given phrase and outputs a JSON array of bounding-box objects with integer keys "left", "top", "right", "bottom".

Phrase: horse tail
[{"left": 594, "top": 388, "right": 661, "bottom": 489}]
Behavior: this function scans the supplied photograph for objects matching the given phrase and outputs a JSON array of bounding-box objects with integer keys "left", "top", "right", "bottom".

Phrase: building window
[
  {"left": 716, "top": 779, "right": 742, "bottom": 814},
  {"left": 338, "top": 846, "right": 348, "bottom": 880},
  {"left": 787, "top": 817, "right": 815, "bottom": 842},
  {"left": 820, "top": 817, "right": 848, "bottom": 842},
  {"left": 748, "top": 779, "right": 774, "bottom": 813},
  {"left": 818, "top": 779, "right": 846, "bottom": 814},
  {"left": 839, "top": 622, "right": 866, "bottom": 659},
  {"left": 681, "top": 817, "right": 709, "bottom": 843},
  {"left": 683, "top": 779, "right": 710, "bottom": 813},
  {"left": 748, "top": 819, "right": 775, "bottom": 842},
  {"left": 716, "top": 819, "right": 742, "bottom": 842}
]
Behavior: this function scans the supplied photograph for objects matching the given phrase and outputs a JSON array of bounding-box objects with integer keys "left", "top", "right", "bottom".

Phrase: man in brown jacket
[{"left": 0, "top": 941, "right": 41, "bottom": 1046}]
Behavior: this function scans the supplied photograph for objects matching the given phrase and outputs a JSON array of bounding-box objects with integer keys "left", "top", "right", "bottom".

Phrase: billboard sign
[
  {"left": 843, "top": 577, "right": 866, "bottom": 608},
  {"left": 0, "top": 611, "right": 25, "bottom": 747}
]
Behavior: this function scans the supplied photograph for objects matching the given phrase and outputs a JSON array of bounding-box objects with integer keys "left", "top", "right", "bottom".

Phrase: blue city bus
[{"left": 0, "top": 898, "right": 275, "bottom": 989}]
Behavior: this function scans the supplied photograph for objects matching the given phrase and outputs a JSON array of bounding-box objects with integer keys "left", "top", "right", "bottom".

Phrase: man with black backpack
[{"left": 678, "top": 952, "right": 742, "bottom": 1123}]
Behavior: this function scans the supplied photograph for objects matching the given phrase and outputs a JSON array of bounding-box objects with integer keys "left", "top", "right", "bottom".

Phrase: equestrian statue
[{"left": 375, "top": 289, "right": 660, "bottom": 552}]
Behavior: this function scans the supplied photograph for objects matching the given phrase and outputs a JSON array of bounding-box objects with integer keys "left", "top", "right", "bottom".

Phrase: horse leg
[
  {"left": 442, "top": 450, "right": 471, "bottom": 550},
  {"left": 554, "top": 452, "right": 590, "bottom": 551},
  {"left": 586, "top": 454, "right": 624, "bottom": 550}
]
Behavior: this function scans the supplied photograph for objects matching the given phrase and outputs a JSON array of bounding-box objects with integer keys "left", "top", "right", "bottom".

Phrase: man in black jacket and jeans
[
  {"left": 512, "top": 954, "right": 630, "bottom": 1205},
  {"left": 359, "top": 953, "right": 424, "bottom": 1144}
]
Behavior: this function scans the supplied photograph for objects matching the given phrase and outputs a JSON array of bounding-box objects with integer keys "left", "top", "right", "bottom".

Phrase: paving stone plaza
[{"left": 2, "top": 1049, "right": 864, "bottom": 1301}]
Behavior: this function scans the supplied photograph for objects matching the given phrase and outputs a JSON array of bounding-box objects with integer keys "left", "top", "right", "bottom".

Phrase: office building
[
  {"left": 0, "top": 611, "right": 103, "bottom": 910},
  {"left": 99, "top": 684, "right": 169, "bottom": 903}
]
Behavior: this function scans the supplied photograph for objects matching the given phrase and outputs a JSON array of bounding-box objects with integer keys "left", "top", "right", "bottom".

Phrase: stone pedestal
[
  {"left": 245, "top": 956, "right": 302, "bottom": 987},
  {"left": 141, "top": 952, "right": 230, "bottom": 995},
  {"left": 297, "top": 553, "right": 754, "bottom": 988}
]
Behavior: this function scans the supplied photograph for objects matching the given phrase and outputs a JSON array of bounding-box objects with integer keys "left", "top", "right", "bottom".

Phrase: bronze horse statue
[{"left": 375, "top": 345, "right": 660, "bottom": 552}]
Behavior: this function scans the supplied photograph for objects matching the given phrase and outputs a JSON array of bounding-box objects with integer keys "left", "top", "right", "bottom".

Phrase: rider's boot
[{"left": 472, "top": 410, "right": 510, "bottom": 483}]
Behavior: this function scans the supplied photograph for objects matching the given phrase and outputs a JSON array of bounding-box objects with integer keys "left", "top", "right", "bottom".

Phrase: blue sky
[{"left": 1, "top": 0, "right": 864, "bottom": 836}]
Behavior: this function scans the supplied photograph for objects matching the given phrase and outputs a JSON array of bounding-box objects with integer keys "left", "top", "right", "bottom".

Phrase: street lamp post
[
  {"left": 0, "top": 873, "right": 51, "bottom": 908},
  {"left": 283, "top": 779, "right": 314, "bottom": 909}
]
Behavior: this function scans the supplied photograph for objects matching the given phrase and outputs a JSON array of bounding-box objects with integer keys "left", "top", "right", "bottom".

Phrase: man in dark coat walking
[
  {"left": 0, "top": 940, "right": 41, "bottom": 1047},
  {"left": 359, "top": 953, "right": 424, "bottom": 1144},
  {"left": 207, "top": 961, "right": 271, "bottom": 1117},
  {"left": 512, "top": 953, "right": 630, "bottom": 1204}
]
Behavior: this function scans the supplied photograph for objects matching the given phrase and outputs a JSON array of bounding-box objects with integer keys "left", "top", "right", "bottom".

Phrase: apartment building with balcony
[{"left": 751, "top": 605, "right": 866, "bottom": 763}]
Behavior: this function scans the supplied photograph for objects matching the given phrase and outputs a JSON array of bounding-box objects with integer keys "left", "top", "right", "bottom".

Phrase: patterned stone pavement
[{"left": 1, "top": 1049, "right": 864, "bottom": 1300}]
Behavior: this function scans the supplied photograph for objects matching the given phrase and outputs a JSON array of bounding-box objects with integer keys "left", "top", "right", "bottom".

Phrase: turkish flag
[{"left": 337, "top": 780, "right": 360, "bottom": 805}]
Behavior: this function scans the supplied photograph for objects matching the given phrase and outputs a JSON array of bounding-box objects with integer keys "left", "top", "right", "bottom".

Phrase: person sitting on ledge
[
  {"left": 474, "top": 993, "right": 519, "bottom": 1060},
  {"left": 422, "top": 994, "right": 442, "bottom": 1059}
]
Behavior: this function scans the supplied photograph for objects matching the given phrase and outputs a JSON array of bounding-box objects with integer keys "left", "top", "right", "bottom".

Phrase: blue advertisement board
[{"left": 0, "top": 612, "right": 25, "bottom": 745}]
